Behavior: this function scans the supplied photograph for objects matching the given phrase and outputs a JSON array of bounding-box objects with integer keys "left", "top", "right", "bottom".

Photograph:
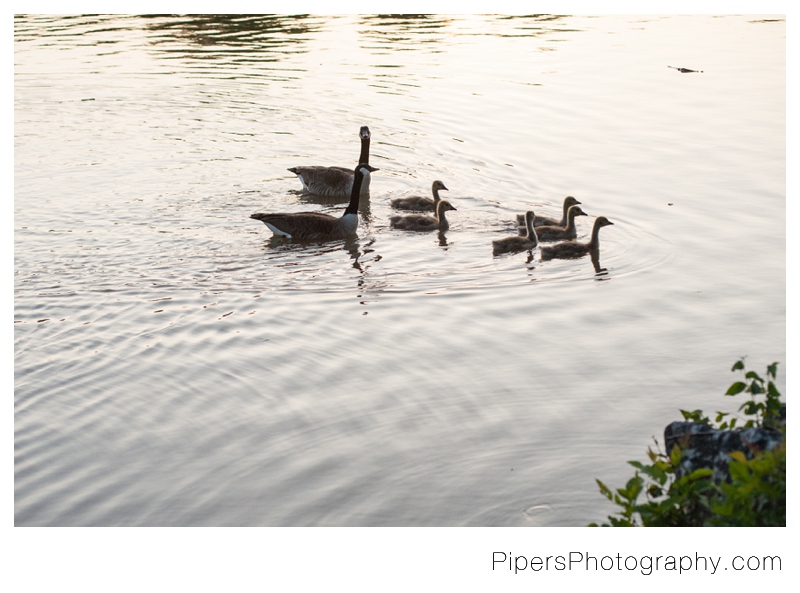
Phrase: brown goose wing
[{"left": 287, "top": 166, "right": 354, "bottom": 196}]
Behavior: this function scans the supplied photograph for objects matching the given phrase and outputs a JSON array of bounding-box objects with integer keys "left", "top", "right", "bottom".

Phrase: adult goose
[
  {"left": 493, "top": 211, "right": 538, "bottom": 255},
  {"left": 534, "top": 205, "right": 587, "bottom": 242},
  {"left": 516, "top": 196, "right": 581, "bottom": 230},
  {"left": 288, "top": 126, "right": 376, "bottom": 197},
  {"left": 251, "top": 164, "right": 377, "bottom": 241},
  {"left": 390, "top": 200, "right": 457, "bottom": 232},
  {"left": 540, "top": 216, "right": 614, "bottom": 260},
  {"left": 390, "top": 180, "right": 448, "bottom": 211}
]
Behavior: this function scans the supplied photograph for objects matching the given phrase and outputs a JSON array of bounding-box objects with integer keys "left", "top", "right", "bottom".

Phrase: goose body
[
  {"left": 517, "top": 196, "right": 581, "bottom": 231},
  {"left": 391, "top": 180, "right": 448, "bottom": 211},
  {"left": 288, "top": 126, "right": 376, "bottom": 197},
  {"left": 493, "top": 211, "right": 538, "bottom": 255},
  {"left": 390, "top": 199, "right": 457, "bottom": 231},
  {"left": 534, "top": 205, "right": 587, "bottom": 242},
  {"left": 251, "top": 164, "right": 376, "bottom": 241},
  {"left": 540, "top": 216, "right": 614, "bottom": 260}
]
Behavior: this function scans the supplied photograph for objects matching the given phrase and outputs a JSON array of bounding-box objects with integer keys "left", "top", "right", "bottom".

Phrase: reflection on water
[
  {"left": 144, "top": 14, "right": 324, "bottom": 61},
  {"left": 360, "top": 14, "right": 453, "bottom": 50},
  {"left": 15, "top": 14, "right": 785, "bottom": 526}
]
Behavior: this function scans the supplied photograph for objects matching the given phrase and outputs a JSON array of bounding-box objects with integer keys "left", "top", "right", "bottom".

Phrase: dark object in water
[
  {"left": 668, "top": 65, "right": 703, "bottom": 73},
  {"left": 540, "top": 216, "right": 614, "bottom": 260},
  {"left": 251, "top": 164, "right": 376, "bottom": 240}
]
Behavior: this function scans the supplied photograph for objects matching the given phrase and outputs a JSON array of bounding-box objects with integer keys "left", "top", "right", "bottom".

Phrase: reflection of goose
[
  {"left": 288, "top": 126, "right": 376, "bottom": 196},
  {"left": 541, "top": 216, "right": 614, "bottom": 260},
  {"left": 390, "top": 180, "right": 448, "bottom": 211},
  {"left": 390, "top": 200, "right": 456, "bottom": 231},
  {"left": 517, "top": 196, "right": 581, "bottom": 230},
  {"left": 535, "top": 205, "right": 587, "bottom": 242},
  {"left": 493, "top": 211, "right": 538, "bottom": 255},
  {"left": 251, "top": 164, "right": 376, "bottom": 241}
]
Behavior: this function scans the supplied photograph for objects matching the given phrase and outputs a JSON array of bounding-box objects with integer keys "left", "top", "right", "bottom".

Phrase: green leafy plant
[
  {"left": 590, "top": 359, "right": 785, "bottom": 527},
  {"left": 708, "top": 445, "right": 786, "bottom": 526}
]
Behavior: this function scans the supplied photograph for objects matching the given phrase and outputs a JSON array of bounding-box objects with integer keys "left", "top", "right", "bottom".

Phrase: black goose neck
[
  {"left": 358, "top": 136, "right": 370, "bottom": 165},
  {"left": 345, "top": 168, "right": 365, "bottom": 215}
]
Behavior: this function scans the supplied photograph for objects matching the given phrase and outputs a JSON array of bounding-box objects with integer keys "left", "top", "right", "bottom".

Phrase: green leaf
[
  {"left": 596, "top": 479, "right": 612, "bottom": 498},
  {"left": 749, "top": 382, "right": 763, "bottom": 394},
  {"left": 740, "top": 401, "right": 760, "bottom": 415},
  {"left": 731, "top": 360, "right": 745, "bottom": 371},
  {"left": 768, "top": 381, "right": 780, "bottom": 398},
  {"left": 686, "top": 468, "right": 714, "bottom": 480},
  {"left": 729, "top": 451, "right": 747, "bottom": 463},
  {"left": 626, "top": 476, "right": 643, "bottom": 499},
  {"left": 726, "top": 382, "right": 747, "bottom": 395},
  {"left": 767, "top": 363, "right": 778, "bottom": 379},
  {"left": 728, "top": 460, "right": 751, "bottom": 482},
  {"left": 745, "top": 370, "right": 763, "bottom": 382},
  {"left": 669, "top": 444, "right": 683, "bottom": 466}
]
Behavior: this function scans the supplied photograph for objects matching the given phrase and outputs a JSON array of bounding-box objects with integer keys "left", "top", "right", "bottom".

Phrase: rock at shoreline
[{"left": 664, "top": 408, "right": 785, "bottom": 482}]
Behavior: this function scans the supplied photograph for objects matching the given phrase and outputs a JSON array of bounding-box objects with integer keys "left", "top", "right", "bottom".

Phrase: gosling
[
  {"left": 390, "top": 199, "right": 457, "bottom": 231},
  {"left": 540, "top": 216, "right": 614, "bottom": 260},
  {"left": 493, "top": 211, "right": 538, "bottom": 255},
  {"left": 390, "top": 180, "right": 448, "bottom": 211}
]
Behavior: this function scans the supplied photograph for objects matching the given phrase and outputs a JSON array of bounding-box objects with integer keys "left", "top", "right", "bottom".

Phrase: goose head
[
  {"left": 595, "top": 216, "right": 614, "bottom": 228},
  {"left": 357, "top": 163, "right": 379, "bottom": 174},
  {"left": 436, "top": 200, "right": 457, "bottom": 215},
  {"left": 524, "top": 210, "right": 535, "bottom": 226},
  {"left": 564, "top": 196, "right": 581, "bottom": 208},
  {"left": 568, "top": 205, "right": 588, "bottom": 219},
  {"left": 432, "top": 180, "right": 448, "bottom": 193},
  {"left": 359, "top": 126, "right": 371, "bottom": 140}
]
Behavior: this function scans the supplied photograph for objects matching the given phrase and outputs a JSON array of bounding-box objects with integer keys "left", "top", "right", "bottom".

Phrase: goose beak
[{"left": 364, "top": 164, "right": 379, "bottom": 172}]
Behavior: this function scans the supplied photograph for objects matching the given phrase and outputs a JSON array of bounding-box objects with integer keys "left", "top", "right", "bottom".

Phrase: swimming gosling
[
  {"left": 540, "top": 216, "right": 614, "bottom": 260},
  {"left": 390, "top": 199, "right": 457, "bottom": 231},
  {"left": 517, "top": 196, "right": 582, "bottom": 231},
  {"left": 493, "top": 210, "right": 538, "bottom": 255},
  {"left": 390, "top": 180, "right": 448, "bottom": 211},
  {"left": 534, "top": 205, "right": 588, "bottom": 242}
]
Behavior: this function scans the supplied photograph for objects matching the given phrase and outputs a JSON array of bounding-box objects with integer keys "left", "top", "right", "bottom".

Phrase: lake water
[{"left": 14, "top": 14, "right": 786, "bottom": 526}]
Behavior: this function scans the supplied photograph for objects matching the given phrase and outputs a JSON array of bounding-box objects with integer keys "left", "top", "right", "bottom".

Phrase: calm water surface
[{"left": 14, "top": 14, "right": 785, "bottom": 526}]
